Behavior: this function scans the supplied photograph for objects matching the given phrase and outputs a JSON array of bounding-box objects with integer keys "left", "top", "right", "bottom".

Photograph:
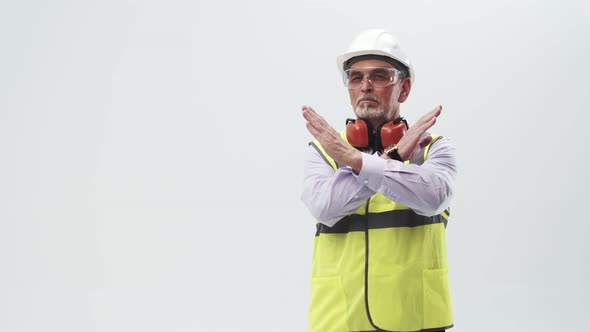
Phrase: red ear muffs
[
  {"left": 346, "top": 118, "right": 371, "bottom": 148},
  {"left": 346, "top": 117, "right": 408, "bottom": 150},
  {"left": 379, "top": 119, "right": 407, "bottom": 149}
]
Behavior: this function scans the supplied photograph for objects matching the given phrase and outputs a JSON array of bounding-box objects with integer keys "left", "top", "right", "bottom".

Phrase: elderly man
[{"left": 301, "top": 29, "right": 458, "bottom": 332}]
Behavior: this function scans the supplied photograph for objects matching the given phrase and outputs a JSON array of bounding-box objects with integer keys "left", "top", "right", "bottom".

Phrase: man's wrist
[
  {"left": 384, "top": 144, "right": 402, "bottom": 161},
  {"left": 344, "top": 149, "right": 363, "bottom": 173}
]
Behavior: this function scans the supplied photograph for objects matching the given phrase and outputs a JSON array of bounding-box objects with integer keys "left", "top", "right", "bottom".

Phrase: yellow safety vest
[{"left": 309, "top": 132, "right": 453, "bottom": 332}]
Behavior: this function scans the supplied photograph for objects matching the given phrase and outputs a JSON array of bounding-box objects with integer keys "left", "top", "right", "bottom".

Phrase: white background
[{"left": 1, "top": 0, "right": 589, "bottom": 331}]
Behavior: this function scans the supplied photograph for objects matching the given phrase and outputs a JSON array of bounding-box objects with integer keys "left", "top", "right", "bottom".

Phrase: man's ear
[{"left": 397, "top": 78, "right": 411, "bottom": 103}]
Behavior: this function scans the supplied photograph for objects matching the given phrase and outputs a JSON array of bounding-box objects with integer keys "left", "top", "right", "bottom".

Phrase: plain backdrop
[{"left": 1, "top": 0, "right": 589, "bottom": 331}]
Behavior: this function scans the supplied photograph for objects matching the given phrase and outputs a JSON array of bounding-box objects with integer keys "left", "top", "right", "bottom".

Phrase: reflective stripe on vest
[{"left": 308, "top": 132, "right": 453, "bottom": 332}]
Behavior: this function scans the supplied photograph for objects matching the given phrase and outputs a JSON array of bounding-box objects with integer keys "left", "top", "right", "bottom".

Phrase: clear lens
[{"left": 343, "top": 67, "right": 401, "bottom": 89}]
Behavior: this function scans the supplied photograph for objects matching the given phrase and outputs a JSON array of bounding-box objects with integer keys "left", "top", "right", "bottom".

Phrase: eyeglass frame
[{"left": 343, "top": 67, "right": 404, "bottom": 89}]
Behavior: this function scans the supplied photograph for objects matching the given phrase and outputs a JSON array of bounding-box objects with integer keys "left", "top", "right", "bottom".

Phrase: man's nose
[{"left": 360, "top": 78, "right": 373, "bottom": 93}]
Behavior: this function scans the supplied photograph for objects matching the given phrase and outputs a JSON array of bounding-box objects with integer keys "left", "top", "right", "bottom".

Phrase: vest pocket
[
  {"left": 367, "top": 272, "right": 422, "bottom": 331},
  {"left": 422, "top": 267, "right": 453, "bottom": 328},
  {"left": 309, "top": 276, "right": 349, "bottom": 332}
]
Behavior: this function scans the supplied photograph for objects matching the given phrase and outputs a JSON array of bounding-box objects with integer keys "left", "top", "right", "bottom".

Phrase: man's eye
[
  {"left": 349, "top": 76, "right": 362, "bottom": 82},
  {"left": 372, "top": 74, "right": 389, "bottom": 81}
]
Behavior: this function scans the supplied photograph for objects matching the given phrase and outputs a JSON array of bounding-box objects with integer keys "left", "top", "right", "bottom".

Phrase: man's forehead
[{"left": 349, "top": 59, "right": 394, "bottom": 70}]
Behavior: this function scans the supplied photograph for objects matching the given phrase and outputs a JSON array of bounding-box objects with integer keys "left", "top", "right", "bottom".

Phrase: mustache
[{"left": 356, "top": 95, "right": 381, "bottom": 105}]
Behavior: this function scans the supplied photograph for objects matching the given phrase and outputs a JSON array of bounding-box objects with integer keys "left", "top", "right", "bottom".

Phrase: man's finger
[
  {"left": 430, "top": 105, "right": 442, "bottom": 115},
  {"left": 302, "top": 106, "right": 327, "bottom": 129},
  {"left": 416, "top": 114, "right": 437, "bottom": 133},
  {"left": 305, "top": 115, "right": 325, "bottom": 132},
  {"left": 302, "top": 108, "right": 320, "bottom": 127},
  {"left": 306, "top": 121, "right": 320, "bottom": 138},
  {"left": 303, "top": 105, "right": 321, "bottom": 120},
  {"left": 418, "top": 135, "right": 433, "bottom": 149},
  {"left": 416, "top": 105, "right": 442, "bottom": 126}
]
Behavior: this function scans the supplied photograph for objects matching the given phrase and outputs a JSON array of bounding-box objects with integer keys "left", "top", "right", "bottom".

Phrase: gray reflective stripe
[
  {"left": 310, "top": 141, "right": 345, "bottom": 170},
  {"left": 315, "top": 210, "right": 446, "bottom": 236},
  {"left": 442, "top": 208, "right": 450, "bottom": 228},
  {"left": 309, "top": 141, "right": 337, "bottom": 170}
]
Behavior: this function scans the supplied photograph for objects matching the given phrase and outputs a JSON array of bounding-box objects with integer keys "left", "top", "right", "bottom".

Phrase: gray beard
[{"left": 354, "top": 104, "right": 385, "bottom": 119}]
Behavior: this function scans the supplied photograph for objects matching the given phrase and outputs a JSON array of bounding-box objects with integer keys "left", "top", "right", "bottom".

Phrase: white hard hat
[{"left": 336, "top": 29, "right": 415, "bottom": 84}]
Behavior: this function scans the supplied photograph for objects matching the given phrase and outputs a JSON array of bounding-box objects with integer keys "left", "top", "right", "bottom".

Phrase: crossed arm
[
  {"left": 302, "top": 105, "right": 442, "bottom": 172},
  {"left": 301, "top": 105, "right": 457, "bottom": 226}
]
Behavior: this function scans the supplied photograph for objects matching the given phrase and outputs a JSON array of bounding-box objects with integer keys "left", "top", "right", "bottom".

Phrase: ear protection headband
[{"left": 345, "top": 117, "right": 408, "bottom": 151}]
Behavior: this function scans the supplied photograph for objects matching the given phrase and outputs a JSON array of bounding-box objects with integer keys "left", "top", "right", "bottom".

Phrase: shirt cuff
[{"left": 357, "top": 153, "right": 387, "bottom": 189}]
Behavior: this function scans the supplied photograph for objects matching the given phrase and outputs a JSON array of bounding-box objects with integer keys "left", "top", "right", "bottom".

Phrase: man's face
[{"left": 347, "top": 59, "right": 409, "bottom": 124}]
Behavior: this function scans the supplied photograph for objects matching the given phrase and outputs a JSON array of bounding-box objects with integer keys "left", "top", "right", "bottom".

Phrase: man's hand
[
  {"left": 395, "top": 105, "right": 442, "bottom": 161},
  {"left": 302, "top": 105, "right": 362, "bottom": 173}
]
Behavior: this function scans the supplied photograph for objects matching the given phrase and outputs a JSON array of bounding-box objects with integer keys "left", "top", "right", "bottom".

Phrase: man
[{"left": 301, "top": 29, "right": 457, "bottom": 332}]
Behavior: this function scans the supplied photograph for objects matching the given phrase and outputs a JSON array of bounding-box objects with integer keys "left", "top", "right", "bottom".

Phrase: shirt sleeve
[
  {"left": 301, "top": 138, "right": 458, "bottom": 225},
  {"left": 355, "top": 138, "right": 458, "bottom": 216},
  {"left": 301, "top": 144, "right": 375, "bottom": 227}
]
